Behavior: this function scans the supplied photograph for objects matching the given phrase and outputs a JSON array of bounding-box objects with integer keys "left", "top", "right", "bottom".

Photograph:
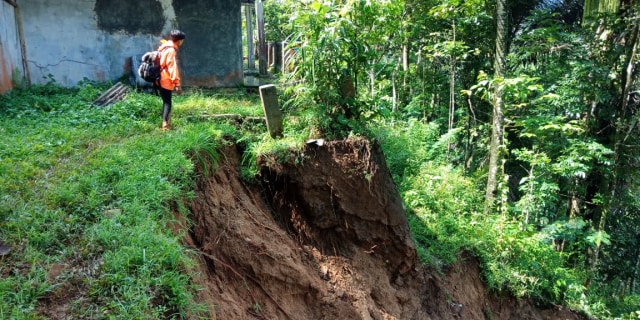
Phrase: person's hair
[{"left": 170, "top": 30, "right": 186, "bottom": 41}]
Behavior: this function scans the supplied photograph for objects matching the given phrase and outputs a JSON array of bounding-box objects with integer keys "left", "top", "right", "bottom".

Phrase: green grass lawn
[{"left": 0, "top": 83, "right": 265, "bottom": 319}]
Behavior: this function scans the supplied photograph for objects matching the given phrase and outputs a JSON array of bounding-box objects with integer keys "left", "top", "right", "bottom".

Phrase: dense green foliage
[
  {"left": 2, "top": 0, "right": 640, "bottom": 318},
  {"left": 265, "top": 0, "right": 640, "bottom": 318}
]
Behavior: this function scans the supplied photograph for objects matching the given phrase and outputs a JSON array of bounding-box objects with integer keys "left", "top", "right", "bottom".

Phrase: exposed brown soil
[{"left": 184, "top": 138, "right": 585, "bottom": 320}]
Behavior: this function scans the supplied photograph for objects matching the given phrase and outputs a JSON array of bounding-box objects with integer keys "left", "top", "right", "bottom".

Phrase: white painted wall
[
  {"left": 19, "top": 0, "right": 176, "bottom": 87},
  {"left": 4, "top": 0, "right": 245, "bottom": 89}
]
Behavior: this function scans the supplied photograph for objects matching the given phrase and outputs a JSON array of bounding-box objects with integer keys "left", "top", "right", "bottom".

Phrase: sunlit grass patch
[
  {"left": 0, "top": 82, "right": 263, "bottom": 318},
  {"left": 177, "top": 88, "right": 263, "bottom": 117}
]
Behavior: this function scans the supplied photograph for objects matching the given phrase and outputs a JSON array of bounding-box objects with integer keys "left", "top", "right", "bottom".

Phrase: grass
[
  {"left": 4, "top": 81, "right": 626, "bottom": 319},
  {"left": 0, "top": 82, "right": 265, "bottom": 319}
]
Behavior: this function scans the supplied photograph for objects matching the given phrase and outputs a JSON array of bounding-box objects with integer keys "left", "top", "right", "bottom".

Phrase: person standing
[{"left": 157, "top": 30, "right": 186, "bottom": 131}]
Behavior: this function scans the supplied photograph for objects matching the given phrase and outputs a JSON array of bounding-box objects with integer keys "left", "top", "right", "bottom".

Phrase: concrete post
[
  {"left": 259, "top": 84, "right": 283, "bottom": 138},
  {"left": 256, "top": 0, "right": 267, "bottom": 75},
  {"left": 272, "top": 41, "right": 282, "bottom": 72},
  {"left": 267, "top": 41, "right": 274, "bottom": 66},
  {"left": 245, "top": 4, "right": 255, "bottom": 70}
]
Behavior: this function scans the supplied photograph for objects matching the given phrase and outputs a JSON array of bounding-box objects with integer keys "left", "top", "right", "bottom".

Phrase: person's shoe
[{"left": 162, "top": 121, "right": 170, "bottom": 131}]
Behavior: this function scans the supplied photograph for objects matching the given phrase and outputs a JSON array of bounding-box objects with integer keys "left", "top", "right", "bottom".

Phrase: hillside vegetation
[
  {"left": 264, "top": 0, "right": 640, "bottom": 318},
  {"left": 0, "top": 77, "right": 632, "bottom": 318},
  {"left": 2, "top": 0, "right": 640, "bottom": 318},
  {"left": 0, "top": 83, "right": 576, "bottom": 319}
]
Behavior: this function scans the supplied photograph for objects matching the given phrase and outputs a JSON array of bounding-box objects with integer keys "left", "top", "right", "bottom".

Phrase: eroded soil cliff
[{"left": 184, "top": 138, "right": 583, "bottom": 320}]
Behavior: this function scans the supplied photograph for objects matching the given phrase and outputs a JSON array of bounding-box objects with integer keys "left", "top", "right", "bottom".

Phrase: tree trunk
[
  {"left": 448, "top": 21, "right": 456, "bottom": 135},
  {"left": 585, "top": 2, "right": 638, "bottom": 288},
  {"left": 633, "top": 247, "right": 640, "bottom": 294},
  {"left": 583, "top": 0, "right": 619, "bottom": 20},
  {"left": 484, "top": 0, "right": 508, "bottom": 214}
]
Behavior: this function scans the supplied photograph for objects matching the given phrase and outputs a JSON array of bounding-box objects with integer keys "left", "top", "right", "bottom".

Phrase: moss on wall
[{"left": 95, "top": 0, "right": 164, "bottom": 34}]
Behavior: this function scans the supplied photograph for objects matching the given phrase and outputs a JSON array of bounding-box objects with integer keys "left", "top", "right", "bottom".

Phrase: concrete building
[
  {"left": 0, "top": 0, "right": 262, "bottom": 93},
  {"left": 0, "top": 0, "right": 24, "bottom": 93}
]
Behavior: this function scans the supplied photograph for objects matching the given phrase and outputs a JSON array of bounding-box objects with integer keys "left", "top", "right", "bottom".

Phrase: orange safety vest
[{"left": 158, "top": 40, "right": 181, "bottom": 90}]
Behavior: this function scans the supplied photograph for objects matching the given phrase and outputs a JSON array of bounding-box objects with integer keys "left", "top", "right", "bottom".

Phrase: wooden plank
[
  {"left": 101, "top": 85, "right": 128, "bottom": 106},
  {"left": 93, "top": 83, "right": 129, "bottom": 107}
]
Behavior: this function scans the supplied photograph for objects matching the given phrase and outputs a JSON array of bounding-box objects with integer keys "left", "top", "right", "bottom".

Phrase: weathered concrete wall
[
  {"left": 174, "top": 0, "right": 243, "bottom": 87},
  {"left": 0, "top": 1, "right": 24, "bottom": 93},
  {"left": 18, "top": 0, "right": 243, "bottom": 88}
]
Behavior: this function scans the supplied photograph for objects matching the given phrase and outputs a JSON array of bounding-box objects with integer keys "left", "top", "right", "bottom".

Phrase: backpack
[{"left": 138, "top": 47, "right": 167, "bottom": 83}]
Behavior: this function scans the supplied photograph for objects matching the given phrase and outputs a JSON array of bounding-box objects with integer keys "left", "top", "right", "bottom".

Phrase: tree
[
  {"left": 583, "top": 0, "right": 619, "bottom": 20},
  {"left": 484, "top": 0, "right": 508, "bottom": 214},
  {"left": 584, "top": 0, "right": 640, "bottom": 294}
]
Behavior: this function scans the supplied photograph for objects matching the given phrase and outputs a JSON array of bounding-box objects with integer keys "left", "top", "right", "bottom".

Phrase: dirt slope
[{"left": 184, "top": 138, "right": 583, "bottom": 320}]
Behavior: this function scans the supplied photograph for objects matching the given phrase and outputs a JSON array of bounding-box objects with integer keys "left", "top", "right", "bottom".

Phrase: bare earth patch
[{"left": 184, "top": 138, "right": 585, "bottom": 320}]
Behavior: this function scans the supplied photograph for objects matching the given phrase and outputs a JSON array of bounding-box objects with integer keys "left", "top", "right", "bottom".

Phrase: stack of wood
[{"left": 93, "top": 82, "right": 130, "bottom": 107}]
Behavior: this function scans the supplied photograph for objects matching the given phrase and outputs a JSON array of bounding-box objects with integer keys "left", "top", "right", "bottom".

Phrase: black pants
[{"left": 158, "top": 86, "right": 172, "bottom": 122}]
